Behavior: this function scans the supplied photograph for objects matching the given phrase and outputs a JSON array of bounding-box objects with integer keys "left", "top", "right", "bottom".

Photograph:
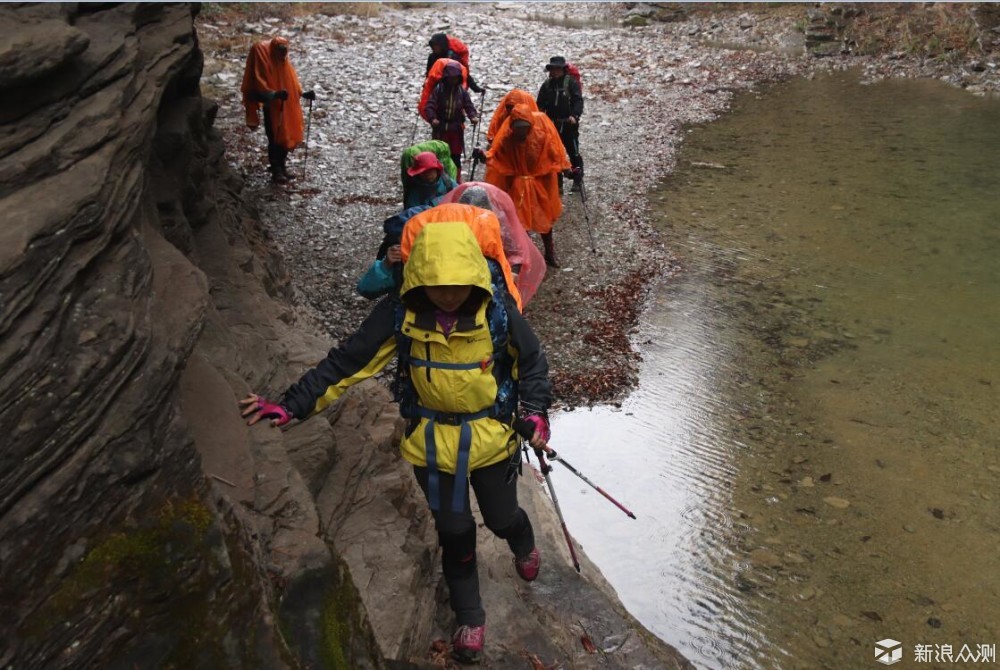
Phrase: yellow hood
[{"left": 401, "top": 221, "right": 493, "bottom": 298}]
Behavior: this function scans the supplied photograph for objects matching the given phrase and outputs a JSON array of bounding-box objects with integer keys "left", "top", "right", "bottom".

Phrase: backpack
[
  {"left": 418, "top": 58, "right": 468, "bottom": 116},
  {"left": 391, "top": 258, "right": 517, "bottom": 424},
  {"left": 542, "top": 65, "right": 582, "bottom": 112},
  {"left": 566, "top": 62, "right": 583, "bottom": 93}
]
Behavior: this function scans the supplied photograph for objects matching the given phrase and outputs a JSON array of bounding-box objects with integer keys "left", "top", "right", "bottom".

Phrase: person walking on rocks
[
  {"left": 536, "top": 56, "right": 584, "bottom": 194},
  {"left": 423, "top": 61, "right": 479, "bottom": 178},
  {"left": 240, "top": 221, "right": 552, "bottom": 665},
  {"left": 485, "top": 89, "right": 538, "bottom": 148},
  {"left": 427, "top": 32, "right": 485, "bottom": 94},
  {"left": 240, "top": 36, "right": 315, "bottom": 183},
  {"left": 475, "top": 104, "right": 570, "bottom": 267}
]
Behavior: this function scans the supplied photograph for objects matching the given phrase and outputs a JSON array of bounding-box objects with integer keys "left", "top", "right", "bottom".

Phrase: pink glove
[
  {"left": 256, "top": 398, "right": 291, "bottom": 427},
  {"left": 522, "top": 414, "right": 550, "bottom": 444}
]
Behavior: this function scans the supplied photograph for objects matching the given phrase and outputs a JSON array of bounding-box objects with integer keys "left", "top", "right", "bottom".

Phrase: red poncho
[{"left": 401, "top": 203, "right": 523, "bottom": 311}]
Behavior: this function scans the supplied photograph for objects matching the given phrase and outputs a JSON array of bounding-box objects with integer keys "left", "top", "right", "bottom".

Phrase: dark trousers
[
  {"left": 262, "top": 107, "right": 288, "bottom": 174},
  {"left": 413, "top": 458, "right": 535, "bottom": 627},
  {"left": 557, "top": 122, "right": 583, "bottom": 169},
  {"left": 556, "top": 121, "right": 583, "bottom": 191},
  {"left": 433, "top": 125, "right": 465, "bottom": 181}
]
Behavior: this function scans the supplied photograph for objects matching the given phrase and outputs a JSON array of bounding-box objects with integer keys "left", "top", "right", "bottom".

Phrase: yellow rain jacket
[{"left": 278, "top": 222, "right": 552, "bottom": 510}]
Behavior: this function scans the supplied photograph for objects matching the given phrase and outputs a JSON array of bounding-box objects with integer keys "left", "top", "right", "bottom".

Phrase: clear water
[{"left": 551, "top": 71, "right": 1000, "bottom": 669}]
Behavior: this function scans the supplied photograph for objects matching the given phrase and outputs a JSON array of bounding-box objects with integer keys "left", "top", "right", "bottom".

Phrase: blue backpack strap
[
  {"left": 392, "top": 301, "right": 419, "bottom": 417},
  {"left": 416, "top": 406, "right": 492, "bottom": 512},
  {"left": 398, "top": 266, "right": 518, "bottom": 512},
  {"left": 484, "top": 259, "right": 517, "bottom": 421}
]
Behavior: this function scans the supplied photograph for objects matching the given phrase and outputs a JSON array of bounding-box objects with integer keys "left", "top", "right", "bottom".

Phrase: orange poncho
[
  {"left": 484, "top": 105, "right": 570, "bottom": 235},
  {"left": 486, "top": 89, "right": 538, "bottom": 144},
  {"left": 418, "top": 58, "right": 468, "bottom": 117},
  {"left": 400, "top": 203, "right": 523, "bottom": 310},
  {"left": 241, "top": 37, "right": 304, "bottom": 151}
]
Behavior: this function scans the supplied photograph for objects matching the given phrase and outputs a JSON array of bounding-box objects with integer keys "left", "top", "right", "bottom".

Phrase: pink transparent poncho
[{"left": 441, "top": 182, "right": 547, "bottom": 305}]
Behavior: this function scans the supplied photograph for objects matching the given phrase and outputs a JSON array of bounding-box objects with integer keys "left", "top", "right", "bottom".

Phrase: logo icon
[{"left": 876, "top": 639, "right": 903, "bottom": 665}]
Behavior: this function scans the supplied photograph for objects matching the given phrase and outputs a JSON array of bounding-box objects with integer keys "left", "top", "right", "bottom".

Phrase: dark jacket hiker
[
  {"left": 427, "top": 32, "right": 485, "bottom": 93},
  {"left": 536, "top": 56, "right": 584, "bottom": 191},
  {"left": 424, "top": 62, "right": 479, "bottom": 177}
]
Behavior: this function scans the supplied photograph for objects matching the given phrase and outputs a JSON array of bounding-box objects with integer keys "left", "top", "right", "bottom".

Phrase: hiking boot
[
  {"left": 452, "top": 625, "right": 485, "bottom": 664},
  {"left": 281, "top": 167, "right": 296, "bottom": 181},
  {"left": 570, "top": 180, "right": 581, "bottom": 193},
  {"left": 513, "top": 547, "right": 540, "bottom": 582},
  {"left": 541, "top": 233, "right": 559, "bottom": 268},
  {"left": 270, "top": 170, "right": 288, "bottom": 185}
]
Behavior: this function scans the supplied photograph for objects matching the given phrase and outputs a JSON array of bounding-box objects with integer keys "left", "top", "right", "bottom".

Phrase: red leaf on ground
[
  {"left": 581, "top": 634, "right": 598, "bottom": 654},
  {"left": 520, "top": 650, "right": 560, "bottom": 670},
  {"left": 428, "top": 639, "right": 452, "bottom": 667}
]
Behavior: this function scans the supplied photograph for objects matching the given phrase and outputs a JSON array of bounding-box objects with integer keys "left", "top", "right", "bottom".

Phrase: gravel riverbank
[{"left": 197, "top": 2, "right": 998, "bottom": 408}]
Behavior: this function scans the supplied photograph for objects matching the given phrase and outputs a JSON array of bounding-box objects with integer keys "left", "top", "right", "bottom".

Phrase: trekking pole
[
  {"left": 468, "top": 154, "right": 481, "bottom": 182},
  {"left": 515, "top": 419, "right": 635, "bottom": 519},
  {"left": 576, "top": 175, "right": 598, "bottom": 254},
  {"left": 514, "top": 419, "right": 581, "bottom": 573},
  {"left": 410, "top": 109, "right": 419, "bottom": 144},
  {"left": 466, "top": 88, "right": 487, "bottom": 181},
  {"left": 551, "top": 452, "right": 636, "bottom": 519},
  {"left": 302, "top": 96, "right": 314, "bottom": 180}
]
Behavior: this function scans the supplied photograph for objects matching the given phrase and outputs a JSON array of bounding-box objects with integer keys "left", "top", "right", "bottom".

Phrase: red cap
[{"left": 407, "top": 151, "right": 443, "bottom": 177}]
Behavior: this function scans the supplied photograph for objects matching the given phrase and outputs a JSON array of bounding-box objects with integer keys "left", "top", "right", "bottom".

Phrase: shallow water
[{"left": 552, "top": 70, "right": 1000, "bottom": 669}]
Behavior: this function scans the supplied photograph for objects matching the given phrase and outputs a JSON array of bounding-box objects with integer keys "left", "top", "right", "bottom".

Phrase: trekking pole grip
[
  {"left": 514, "top": 419, "right": 553, "bottom": 470},
  {"left": 513, "top": 418, "right": 549, "bottom": 448}
]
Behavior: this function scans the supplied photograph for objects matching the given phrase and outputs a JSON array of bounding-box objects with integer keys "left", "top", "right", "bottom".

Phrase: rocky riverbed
[{"left": 198, "top": 2, "right": 999, "bottom": 407}]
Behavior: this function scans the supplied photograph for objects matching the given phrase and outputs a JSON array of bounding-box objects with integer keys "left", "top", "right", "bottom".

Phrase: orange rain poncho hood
[
  {"left": 484, "top": 104, "right": 570, "bottom": 234},
  {"left": 241, "top": 37, "right": 305, "bottom": 150},
  {"left": 400, "top": 203, "right": 523, "bottom": 310},
  {"left": 486, "top": 89, "right": 538, "bottom": 144}
]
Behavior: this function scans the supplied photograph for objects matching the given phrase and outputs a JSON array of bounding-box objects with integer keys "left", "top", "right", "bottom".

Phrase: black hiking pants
[
  {"left": 413, "top": 458, "right": 535, "bottom": 627},
  {"left": 262, "top": 107, "right": 288, "bottom": 174},
  {"left": 555, "top": 121, "right": 583, "bottom": 191}
]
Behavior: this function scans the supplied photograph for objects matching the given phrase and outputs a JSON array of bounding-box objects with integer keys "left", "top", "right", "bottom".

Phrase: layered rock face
[
  {"left": 0, "top": 4, "right": 384, "bottom": 667},
  {"left": 1, "top": 3, "right": 691, "bottom": 668}
]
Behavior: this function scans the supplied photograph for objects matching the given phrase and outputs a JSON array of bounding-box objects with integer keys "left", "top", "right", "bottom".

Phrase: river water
[{"left": 552, "top": 71, "right": 1000, "bottom": 669}]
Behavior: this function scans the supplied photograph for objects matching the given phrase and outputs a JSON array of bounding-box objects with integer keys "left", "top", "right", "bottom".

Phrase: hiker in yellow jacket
[{"left": 240, "top": 221, "right": 552, "bottom": 664}]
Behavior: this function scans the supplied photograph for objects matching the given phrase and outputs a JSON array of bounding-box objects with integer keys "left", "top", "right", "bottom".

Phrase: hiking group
[{"left": 240, "top": 32, "right": 588, "bottom": 665}]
